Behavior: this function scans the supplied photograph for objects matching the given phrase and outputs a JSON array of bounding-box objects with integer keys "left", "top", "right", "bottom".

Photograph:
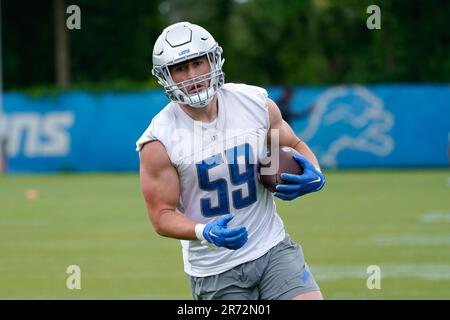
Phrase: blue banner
[
  {"left": 270, "top": 85, "right": 450, "bottom": 168},
  {"left": 2, "top": 85, "right": 450, "bottom": 172}
]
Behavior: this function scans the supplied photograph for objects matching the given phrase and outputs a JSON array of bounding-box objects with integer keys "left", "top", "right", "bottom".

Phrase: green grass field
[{"left": 1, "top": 169, "right": 449, "bottom": 299}]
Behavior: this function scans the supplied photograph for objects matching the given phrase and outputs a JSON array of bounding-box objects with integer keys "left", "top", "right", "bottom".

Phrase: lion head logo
[{"left": 299, "top": 85, "right": 394, "bottom": 167}]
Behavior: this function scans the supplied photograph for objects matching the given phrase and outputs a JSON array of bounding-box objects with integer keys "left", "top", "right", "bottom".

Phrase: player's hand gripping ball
[
  {"left": 258, "top": 146, "right": 303, "bottom": 192},
  {"left": 258, "top": 146, "right": 325, "bottom": 200}
]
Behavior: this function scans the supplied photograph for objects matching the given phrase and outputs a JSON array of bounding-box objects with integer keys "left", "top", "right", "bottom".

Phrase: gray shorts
[{"left": 187, "top": 235, "right": 320, "bottom": 300}]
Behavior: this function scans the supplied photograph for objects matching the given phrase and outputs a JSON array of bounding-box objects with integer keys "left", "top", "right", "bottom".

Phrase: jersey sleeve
[
  {"left": 136, "top": 120, "right": 158, "bottom": 152},
  {"left": 135, "top": 107, "right": 174, "bottom": 153}
]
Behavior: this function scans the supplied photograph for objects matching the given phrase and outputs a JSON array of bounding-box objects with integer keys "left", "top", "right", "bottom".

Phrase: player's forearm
[
  {"left": 152, "top": 209, "right": 198, "bottom": 240},
  {"left": 293, "top": 140, "right": 320, "bottom": 170}
]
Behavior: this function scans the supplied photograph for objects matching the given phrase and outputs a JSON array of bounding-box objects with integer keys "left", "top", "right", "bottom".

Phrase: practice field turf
[{"left": 1, "top": 170, "right": 449, "bottom": 299}]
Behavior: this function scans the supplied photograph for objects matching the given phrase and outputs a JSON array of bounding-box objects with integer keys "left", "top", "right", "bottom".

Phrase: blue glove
[
  {"left": 203, "top": 214, "right": 248, "bottom": 250},
  {"left": 274, "top": 152, "right": 325, "bottom": 201}
]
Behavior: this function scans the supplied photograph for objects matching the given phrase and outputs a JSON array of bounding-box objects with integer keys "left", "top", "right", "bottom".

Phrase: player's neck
[{"left": 179, "top": 95, "right": 218, "bottom": 123}]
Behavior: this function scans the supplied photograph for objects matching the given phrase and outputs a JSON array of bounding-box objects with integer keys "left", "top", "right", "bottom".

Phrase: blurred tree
[
  {"left": 2, "top": 0, "right": 449, "bottom": 90},
  {"left": 2, "top": 0, "right": 167, "bottom": 90},
  {"left": 68, "top": 0, "right": 167, "bottom": 84},
  {"left": 3, "top": 1, "right": 54, "bottom": 89},
  {"left": 53, "top": 0, "right": 70, "bottom": 88},
  {"left": 230, "top": 0, "right": 450, "bottom": 85}
]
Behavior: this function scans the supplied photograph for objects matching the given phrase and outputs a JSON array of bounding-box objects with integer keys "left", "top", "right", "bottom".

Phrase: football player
[{"left": 137, "top": 22, "right": 325, "bottom": 300}]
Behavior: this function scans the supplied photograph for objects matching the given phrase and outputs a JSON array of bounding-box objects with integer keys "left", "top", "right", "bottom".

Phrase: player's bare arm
[
  {"left": 139, "top": 140, "right": 198, "bottom": 240},
  {"left": 267, "top": 98, "right": 320, "bottom": 169},
  {"left": 267, "top": 98, "right": 325, "bottom": 201},
  {"left": 140, "top": 140, "right": 248, "bottom": 249}
]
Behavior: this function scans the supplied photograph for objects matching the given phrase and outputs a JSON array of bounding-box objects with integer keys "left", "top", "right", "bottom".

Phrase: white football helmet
[{"left": 152, "top": 22, "right": 225, "bottom": 108}]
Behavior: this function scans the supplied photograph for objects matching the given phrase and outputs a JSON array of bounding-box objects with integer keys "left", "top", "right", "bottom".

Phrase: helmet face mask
[{"left": 151, "top": 22, "right": 225, "bottom": 108}]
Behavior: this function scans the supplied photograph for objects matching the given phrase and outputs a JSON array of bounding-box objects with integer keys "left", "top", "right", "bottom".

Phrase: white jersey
[{"left": 136, "top": 83, "right": 285, "bottom": 277}]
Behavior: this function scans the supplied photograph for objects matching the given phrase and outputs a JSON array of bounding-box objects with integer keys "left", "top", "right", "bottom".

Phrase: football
[{"left": 258, "top": 146, "right": 304, "bottom": 192}]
